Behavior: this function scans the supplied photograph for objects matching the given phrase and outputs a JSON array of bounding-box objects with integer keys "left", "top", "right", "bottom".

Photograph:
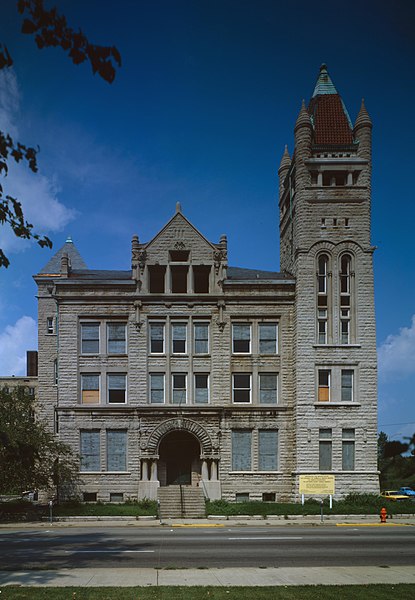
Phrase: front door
[{"left": 159, "top": 430, "right": 200, "bottom": 485}]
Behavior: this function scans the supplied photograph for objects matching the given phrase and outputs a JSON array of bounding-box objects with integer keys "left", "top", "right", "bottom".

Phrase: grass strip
[{"left": 1, "top": 585, "right": 415, "bottom": 599}]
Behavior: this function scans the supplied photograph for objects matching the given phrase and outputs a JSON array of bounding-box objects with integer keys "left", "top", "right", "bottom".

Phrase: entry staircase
[{"left": 158, "top": 486, "right": 206, "bottom": 518}]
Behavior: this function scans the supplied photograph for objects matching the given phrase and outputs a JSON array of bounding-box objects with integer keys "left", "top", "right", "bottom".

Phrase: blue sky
[{"left": 0, "top": 0, "right": 414, "bottom": 443}]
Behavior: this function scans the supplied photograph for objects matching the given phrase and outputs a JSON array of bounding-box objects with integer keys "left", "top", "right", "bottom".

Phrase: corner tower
[{"left": 279, "top": 65, "right": 378, "bottom": 496}]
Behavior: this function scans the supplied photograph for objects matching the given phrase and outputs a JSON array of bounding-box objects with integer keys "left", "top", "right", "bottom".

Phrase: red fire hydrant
[{"left": 380, "top": 507, "right": 387, "bottom": 523}]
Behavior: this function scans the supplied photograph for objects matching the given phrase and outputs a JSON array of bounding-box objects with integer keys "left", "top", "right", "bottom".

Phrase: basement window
[
  {"left": 83, "top": 492, "right": 97, "bottom": 502},
  {"left": 262, "top": 492, "right": 276, "bottom": 502}
]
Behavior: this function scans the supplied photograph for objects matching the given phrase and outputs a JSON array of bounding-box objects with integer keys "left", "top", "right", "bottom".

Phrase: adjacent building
[{"left": 34, "top": 65, "right": 379, "bottom": 503}]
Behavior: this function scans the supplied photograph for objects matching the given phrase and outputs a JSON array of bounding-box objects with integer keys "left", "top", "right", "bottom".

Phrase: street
[{"left": 1, "top": 525, "right": 414, "bottom": 570}]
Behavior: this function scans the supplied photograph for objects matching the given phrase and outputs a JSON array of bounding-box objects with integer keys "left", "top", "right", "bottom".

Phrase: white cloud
[
  {"left": 0, "top": 316, "right": 37, "bottom": 376},
  {"left": 378, "top": 315, "right": 415, "bottom": 378},
  {"left": 0, "top": 68, "right": 76, "bottom": 256}
]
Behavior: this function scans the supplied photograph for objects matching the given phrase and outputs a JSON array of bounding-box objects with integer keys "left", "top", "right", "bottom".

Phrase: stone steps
[{"left": 158, "top": 486, "right": 206, "bottom": 518}]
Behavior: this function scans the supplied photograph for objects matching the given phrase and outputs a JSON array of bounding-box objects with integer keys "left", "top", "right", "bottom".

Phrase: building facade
[{"left": 34, "top": 65, "right": 379, "bottom": 503}]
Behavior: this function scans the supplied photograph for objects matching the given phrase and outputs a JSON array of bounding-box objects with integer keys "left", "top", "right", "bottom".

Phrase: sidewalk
[{"left": 1, "top": 566, "right": 415, "bottom": 587}]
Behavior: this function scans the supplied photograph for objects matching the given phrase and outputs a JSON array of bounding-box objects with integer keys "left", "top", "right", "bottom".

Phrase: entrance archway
[{"left": 159, "top": 431, "right": 200, "bottom": 486}]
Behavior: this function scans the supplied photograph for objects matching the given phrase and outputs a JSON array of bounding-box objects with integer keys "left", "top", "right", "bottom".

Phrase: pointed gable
[
  {"left": 144, "top": 206, "right": 217, "bottom": 263},
  {"left": 308, "top": 64, "right": 354, "bottom": 146},
  {"left": 38, "top": 237, "right": 87, "bottom": 275}
]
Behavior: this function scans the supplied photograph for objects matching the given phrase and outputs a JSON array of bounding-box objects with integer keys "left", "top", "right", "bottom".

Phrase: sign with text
[{"left": 299, "top": 474, "right": 335, "bottom": 495}]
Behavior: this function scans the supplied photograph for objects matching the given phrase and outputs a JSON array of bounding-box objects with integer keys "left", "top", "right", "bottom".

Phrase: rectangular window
[
  {"left": 318, "top": 309, "right": 327, "bottom": 344},
  {"left": 150, "top": 373, "right": 164, "bottom": 404},
  {"left": 259, "top": 323, "right": 278, "bottom": 354},
  {"left": 81, "top": 323, "right": 100, "bottom": 354},
  {"left": 81, "top": 373, "right": 100, "bottom": 404},
  {"left": 193, "top": 266, "right": 210, "bottom": 293},
  {"left": 340, "top": 309, "right": 350, "bottom": 344},
  {"left": 342, "top": 429, "right": 355, "bottom": 471},
  {"left": 319, "top": 429, "right": 332, "bottom": 471},
  {"left": 259, "top": 373, "right": 278, "bottom": 404},
  {"left": 194, "top": 322, "right": 209, "bottom": 354},
  {"left": 172, "top": 373, "right": 187, "bottom": 404},
  {"left": 107, "top": 323, "right": 126, "bottom": 354},
  {"left": 110, "top": 493, "right": 124, "bottom": 502},
  {"left": 107, "top": 373, "right": 126, "bottom": 404},
  {"left": 149, "top": 265, "right": 166, "bottom": 293},
  {"left": 47, "top": 317, "right": 54, "bottom": 334},
  {"left": 172, "top": 323, "right": 187, "bottom": 354},
  {"left": 341, "top": 370, "right": 353, "bottom": 402},
  {"left": 54, "top": 359, "right": 58, "bottom": 385},
  {"left": 318, "top": 369, "right": 330, "bottom": 402},
  {"left": 107, "top": 430, "right": 127, "bottom": 471},
  {"left": 259, "top": 430, "right": 278, "bottom": 470},
  {"left": 195, "top": 373, "right": 209, "bottom": 404},
  {"left": 232, "top": 323, "right": 251, "bottom": 353},
  {"left": 232, "top": 430, "right": 252, "bottom": 470},
  {"left": 233, "top": 373, "right": 251, "bottom": 403},
  {"left": 149, "top": 323, "right": 164, "bottom": 354},
  {"left": 80, "top": 430, "right": 100, "bottom": 472},
  {"left": 171, "top": 265, "right": 188, "bottom": 293}
]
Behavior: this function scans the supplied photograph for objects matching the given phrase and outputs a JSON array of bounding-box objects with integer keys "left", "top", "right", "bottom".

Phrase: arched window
[
  {"left": 339, "top": 254, "right": 352, "bottom": 344},
  {"left": 317, "top": 254, "right": 330, "bottom": 344}
]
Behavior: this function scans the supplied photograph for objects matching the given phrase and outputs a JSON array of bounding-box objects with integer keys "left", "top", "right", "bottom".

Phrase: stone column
[
  {"left": 201, "top": 460, "right": 209, "bottom": 481},
  {"left": 150, "top": 460, "right": 158, "bottom": 481},
  {"left": 211, "top": 460, "right": 218, "bottom": 481},
  {"left": 141, "top": 459, "right": 149, "bottom": 481}
]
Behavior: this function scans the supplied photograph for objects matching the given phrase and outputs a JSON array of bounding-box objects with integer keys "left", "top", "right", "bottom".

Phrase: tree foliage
[
  {"left": 0, "top": 0, "right": 121, "bottom": 267},
  {"left": 0, "top": 386, "right": 78, "bottom": 496},
  {"left": 378, "top": 431, "right": 415, "bottom": 489}
]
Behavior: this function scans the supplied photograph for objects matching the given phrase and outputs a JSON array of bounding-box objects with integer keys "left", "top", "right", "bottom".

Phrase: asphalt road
[{"left": 1, "top": 526, "right": 414, "bottom": 570}]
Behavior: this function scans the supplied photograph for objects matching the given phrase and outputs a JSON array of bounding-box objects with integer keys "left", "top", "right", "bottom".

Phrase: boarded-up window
[
  {"left": 233, "top": 373, "right": 251, "bottom": 403},
  {"left": 232, "top": 430, "right": 251, "bottom": 471},
  {"left": 194, "top": 322, "right": 209, "bottom": 354},
  {"left": 259, "top": 323, "right": 278, "bottom": 354},
  {"left": 81, "top": 374, "right": 99, "bottom": 404},
  {"left": 195, "top": 374, "right": 209, "bottom": 404},
  {"left": 107, "top": 430, "right": 127, "bottom": 471},
  {"left": 80, "top": 430, "right": 100, "bottom": 472},
  {"left": 319, "top": 429, "right": 332, "bottom": 471},
  {"left": 342, "top": 429, "right": 355, "bottom": 471},
  {"left": 107, "top": 323, "right": 126, "bottom": 354},
  {"left": 150, "top": 373, "right": 164, "bottom": 404},
  {"left": 259, "top": 373, "right": 278, "bottom": 404},
  {"left": 318, "top": 369, "right": 330, "bottom": 401},
  {"left": 108, "top": 374, "right": 126, "bottom": 403},
  {"left": 341, "top": 370, "right": 353, "bottom": 402},
  {"left": 232, "top": 324, "right": 251, "bottom": 353},
  {"left": 172, "top": 373, "right": 187, "bottom": 404},
  {"left": 81, "top": 323, "right": 100, "bottom": 354},
  {"left": 149, "top": 323, "right": 164, "bottom": 353},
  {"left": 172, "top": 323, "right": 187, "bottom": 353},
  {"left": 259, "top": 430, "right": 278, "bottom": 470}
]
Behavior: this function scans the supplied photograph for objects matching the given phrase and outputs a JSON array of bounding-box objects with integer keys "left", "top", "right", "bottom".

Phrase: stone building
[{"left": 34, "top": 65, "right": 379, "bottom": 505}]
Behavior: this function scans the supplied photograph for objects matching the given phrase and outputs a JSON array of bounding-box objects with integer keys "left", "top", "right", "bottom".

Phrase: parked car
[
  {"left": 380, "top": 490, "right": 409, "bottom": 502},
  {"left": 398, "top": 487, "right": 415, "bottom": 498}
]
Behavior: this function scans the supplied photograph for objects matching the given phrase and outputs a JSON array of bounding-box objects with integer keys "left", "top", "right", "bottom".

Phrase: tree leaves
[
  {"left": 18, "top": 0, "right": 122, "bottom": 83},
  {"left": 0, "top": 0, "right": 121, "bottom": 267},
  {"left": 0, "top": 387, "right": 78, "bottom": 495}
]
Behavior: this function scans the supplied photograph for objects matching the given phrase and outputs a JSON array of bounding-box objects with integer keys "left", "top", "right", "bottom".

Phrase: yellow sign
[{"left": 299, "top": 474, "right": 335, "bottom": 495}]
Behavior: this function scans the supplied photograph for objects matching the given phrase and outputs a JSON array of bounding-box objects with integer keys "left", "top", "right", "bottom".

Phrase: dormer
[{"left": 131, "top": 203, "right": 227, "bottom": 295}]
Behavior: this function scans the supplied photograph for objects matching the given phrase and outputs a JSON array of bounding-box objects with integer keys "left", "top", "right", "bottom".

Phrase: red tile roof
[{"left": 308, "top": 94, "right": 354, "bottom": 146}]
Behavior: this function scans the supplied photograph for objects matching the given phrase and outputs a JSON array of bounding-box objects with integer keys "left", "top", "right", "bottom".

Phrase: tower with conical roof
[{"left": 278, "top": 64, "right": 378, "bottom": 496}]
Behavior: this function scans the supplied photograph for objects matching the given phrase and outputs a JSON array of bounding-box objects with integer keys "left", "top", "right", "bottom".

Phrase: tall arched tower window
[
  {"left": 339, "top": 254, "right": 352, "bottom": 344},
  {"left": 317, "top": 254, "right": 330, "bottom": 344}
]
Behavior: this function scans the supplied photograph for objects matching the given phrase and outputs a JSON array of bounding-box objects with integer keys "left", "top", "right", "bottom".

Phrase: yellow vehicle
[{"left": 380, "top": 490, "right": 409, "bottom": 502}]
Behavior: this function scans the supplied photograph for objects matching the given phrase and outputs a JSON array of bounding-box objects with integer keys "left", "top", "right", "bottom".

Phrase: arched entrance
[{"left": 159, "top": 430, "right": 200, "bottom": 486}]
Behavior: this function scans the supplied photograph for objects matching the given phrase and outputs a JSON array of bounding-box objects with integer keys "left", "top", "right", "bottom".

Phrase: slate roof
[
  {"left": 308, "top": 64, "right": 354, "bottom": 146},
  {"left": 38, "top": 239, "right": 87, "bottom": 274},
  {"left": 69, "top": 270, "right": 132, "bottom": 281},
  {"left": 227, "top": 267, "right": 293, "bottom": 281}
]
